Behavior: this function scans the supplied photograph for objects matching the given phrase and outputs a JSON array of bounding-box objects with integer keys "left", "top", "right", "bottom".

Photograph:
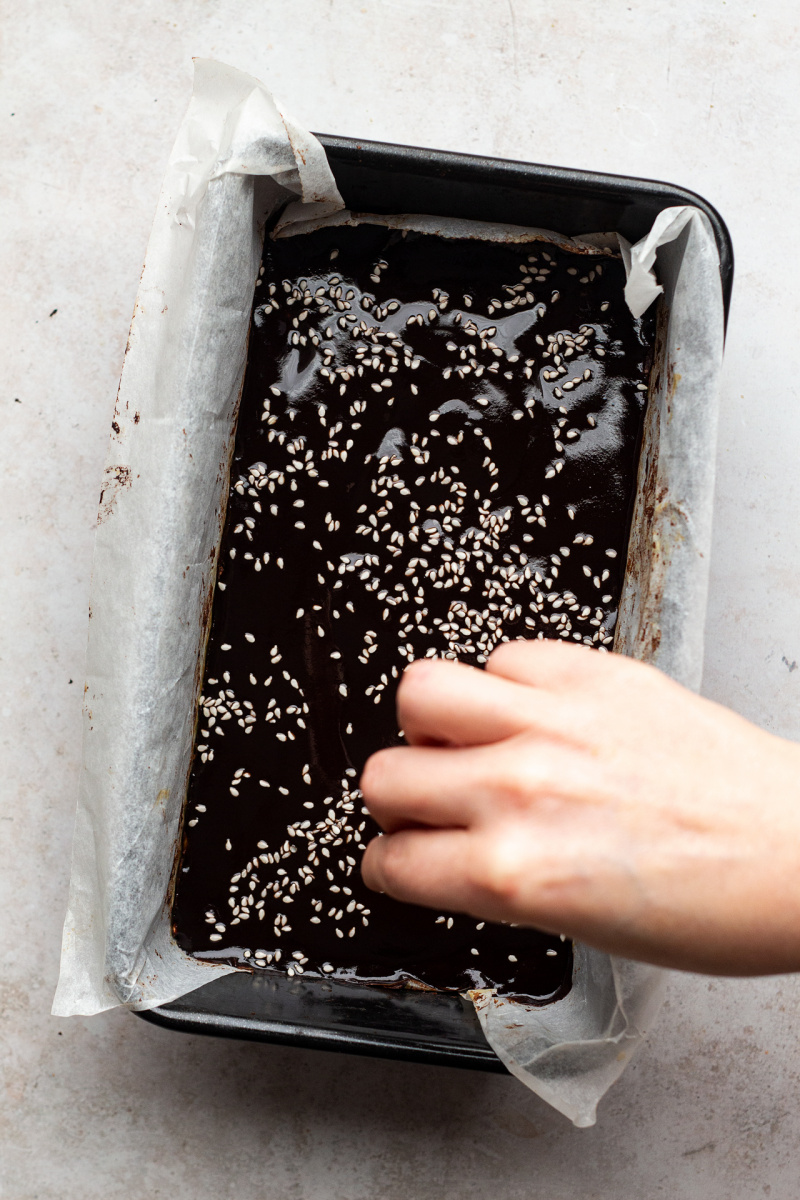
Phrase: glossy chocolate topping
[{"left": 171, "top": 223, "right": 654, "bottom": 1001}]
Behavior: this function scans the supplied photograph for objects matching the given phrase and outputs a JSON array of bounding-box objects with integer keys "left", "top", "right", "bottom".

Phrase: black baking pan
[{"left": 137, "top": 135, "right": 733, "bottom": 1069}]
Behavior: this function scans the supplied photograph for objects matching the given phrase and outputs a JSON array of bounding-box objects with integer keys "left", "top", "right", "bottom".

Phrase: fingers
[
  {"left": 362, "top": 827, "right": 479, "bottom": 912},
  {"left": 360, "top": 820, "right": 597, "bottom": 933},
  {"left": 486, "top": 638, "right": 613, "bottom": 690},
  {"left": 397, "top": 657, "right": 548, "bottom": 747},
  {"left": 361, "top": 815, "right": 635, "bottom": 941},
  {"left": 361, "top": 735, "right": 600, "bottom": 835},
  {"left": 361, "top": 743, "right": 488, "bottom": 832}
]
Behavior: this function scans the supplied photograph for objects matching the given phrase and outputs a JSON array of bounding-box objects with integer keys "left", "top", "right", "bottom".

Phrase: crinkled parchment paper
[{"left": 53, "top": 60, "right": 725, "bottom": 1128}]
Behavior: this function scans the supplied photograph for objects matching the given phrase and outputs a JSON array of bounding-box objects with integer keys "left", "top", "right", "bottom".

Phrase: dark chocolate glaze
[{"left": 172, "top": 224, "right": 654, "bottom": 1002}]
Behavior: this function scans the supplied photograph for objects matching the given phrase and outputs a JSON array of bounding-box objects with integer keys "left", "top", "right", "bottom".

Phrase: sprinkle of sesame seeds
[{"left": 179, "top": 230, "right": 646, "bottom": 995}]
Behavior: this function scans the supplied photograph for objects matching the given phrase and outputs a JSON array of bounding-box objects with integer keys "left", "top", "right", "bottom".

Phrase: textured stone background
[{"left": 1, "top": 2, "right": 799, "bottom": 1196}]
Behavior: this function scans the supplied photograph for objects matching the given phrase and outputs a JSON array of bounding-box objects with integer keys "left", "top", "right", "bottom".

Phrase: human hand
[{"left": 360, "top": 642, "right": 800, "bottom": 975}]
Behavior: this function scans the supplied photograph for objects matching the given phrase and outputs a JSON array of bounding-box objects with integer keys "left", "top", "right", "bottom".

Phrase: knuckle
[
  {"left": 594, "top": 651, "right": 663, "bottom": 703},
  {"left": 551, "top": 641, "right": 598, "bottom": 680},
  {"left": 600, "top": 649, "right": 636, "bottom": 678},
  {"left": 471, "top": 829, "right": 530, "bottom": 908},
  {"left": 491, "top": 757, "right": 546, "bottom": 812}
]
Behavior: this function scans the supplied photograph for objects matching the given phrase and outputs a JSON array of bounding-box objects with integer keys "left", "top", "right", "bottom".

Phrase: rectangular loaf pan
[{"left": 138, "top": 134, "right": 733, "bottom": 1071}]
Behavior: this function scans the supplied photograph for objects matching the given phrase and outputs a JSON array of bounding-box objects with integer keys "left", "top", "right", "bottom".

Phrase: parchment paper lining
[{"left": 53, "top": 60, "right": 725, "bottom": 1128}]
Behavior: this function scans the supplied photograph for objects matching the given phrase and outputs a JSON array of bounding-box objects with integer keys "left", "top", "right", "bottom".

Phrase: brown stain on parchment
[
  {"left": 97, "top": 284, "right": 150, "bottom": 526},
  {"left": 97, "top": 465, "right": 132, "bottom": 525},
  {"left": 164, "top": 331, "right": 253, "bottom": 924},
  {"left": 617, "top": 299, "right": 689, "bottom": 666},
  {"left": 154, "top": 788, "right": 170, "bottom": 825},
  {"left": 282, "top": 115, "right": 307, "bottom": 166}
]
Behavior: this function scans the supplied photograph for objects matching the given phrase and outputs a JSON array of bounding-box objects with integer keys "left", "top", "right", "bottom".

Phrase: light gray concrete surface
[{"left": 2, "top": 2, "right": 799, "bottom": 1196}]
